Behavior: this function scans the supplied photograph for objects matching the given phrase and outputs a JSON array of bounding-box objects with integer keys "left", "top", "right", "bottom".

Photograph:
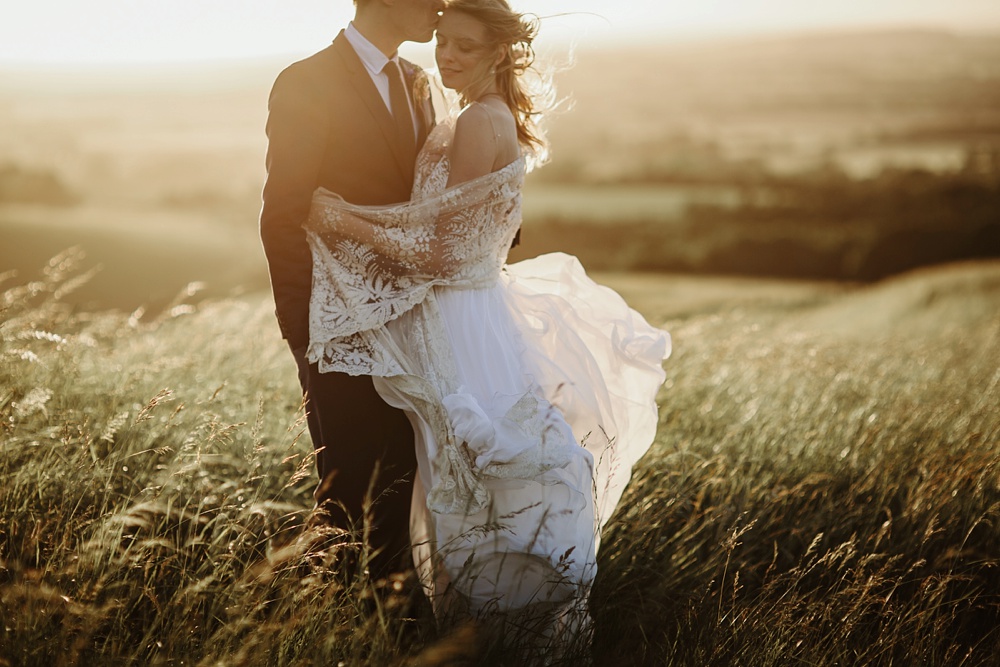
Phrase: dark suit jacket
[{"left": 260, "top": 31, "right": 435, "bottom": 350}]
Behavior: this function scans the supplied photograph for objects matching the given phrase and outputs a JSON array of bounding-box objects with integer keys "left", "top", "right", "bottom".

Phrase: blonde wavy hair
[{"left": 444, "top": 0, "right": 553, "bottom": 163}]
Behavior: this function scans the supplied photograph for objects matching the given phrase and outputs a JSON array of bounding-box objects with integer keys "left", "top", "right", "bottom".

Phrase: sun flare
[{"left": 3, "top": 0, "right": 1000, "bottom": 65}]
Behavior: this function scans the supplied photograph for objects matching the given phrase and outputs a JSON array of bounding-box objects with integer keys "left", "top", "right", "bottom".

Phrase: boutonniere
[{"left": 412, "top": 71, "right": 431, "bottom": 108}]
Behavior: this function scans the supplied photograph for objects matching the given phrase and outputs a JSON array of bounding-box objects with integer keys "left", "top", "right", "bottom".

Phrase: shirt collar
[{"left": 345, "top": 22, "right": 398, "bottom": 76}]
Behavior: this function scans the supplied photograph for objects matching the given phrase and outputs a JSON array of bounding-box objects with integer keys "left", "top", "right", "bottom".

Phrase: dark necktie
[{"left": 384, "top": 60, "right": 416, "bottom": 156}]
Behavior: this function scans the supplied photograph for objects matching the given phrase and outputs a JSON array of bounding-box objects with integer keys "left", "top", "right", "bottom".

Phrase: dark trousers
[{"left": 291, "top": 346, "right": 417, "bottom": 576}]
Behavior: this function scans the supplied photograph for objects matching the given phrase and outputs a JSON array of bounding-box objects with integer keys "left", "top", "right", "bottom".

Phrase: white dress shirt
[{"left": 344, "top": 22, "right": 418, "bottom": 136}]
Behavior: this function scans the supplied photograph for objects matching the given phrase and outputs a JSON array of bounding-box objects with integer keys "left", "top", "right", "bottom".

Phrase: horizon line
[{"left": 2, "top": 22, "right": 999, "bottom": 70}]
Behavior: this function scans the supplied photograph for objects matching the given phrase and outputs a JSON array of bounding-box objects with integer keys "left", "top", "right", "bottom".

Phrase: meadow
[
  {"left": 2, "top": 251, "right": 998, "bottom": 665},
  {"left": 2, "top": 27, "right": 1000, "bottom": 666}
]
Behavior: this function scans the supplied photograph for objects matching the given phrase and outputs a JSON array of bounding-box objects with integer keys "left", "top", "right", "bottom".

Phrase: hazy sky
[{"left": 4, "top": 0, "right": 1000, "bottom": 65}]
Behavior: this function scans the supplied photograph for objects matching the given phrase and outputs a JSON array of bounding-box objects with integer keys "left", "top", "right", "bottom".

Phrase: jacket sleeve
[{"left": 260, "top": 64, "right": 328, "bottom": 350}]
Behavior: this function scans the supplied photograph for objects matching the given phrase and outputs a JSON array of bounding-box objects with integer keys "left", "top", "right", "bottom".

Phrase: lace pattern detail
[
  {"left": 413, "top": 122, "right": 452, "bottom": 199},
  {"left": 305, "top": 120, "right": 534, "bottom": 513},
  {"left": 306, "top": 121, "right": 524, "bottom": 353}
]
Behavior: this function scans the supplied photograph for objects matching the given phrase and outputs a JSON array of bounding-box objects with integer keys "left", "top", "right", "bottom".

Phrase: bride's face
[{"left": 435, "top": 10, "right": 501, "bottom": 94}]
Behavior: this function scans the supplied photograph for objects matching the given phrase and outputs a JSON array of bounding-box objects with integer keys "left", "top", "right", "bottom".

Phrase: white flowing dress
[{"left": 305, "top": 118, "right": 670, "bottom": 634}]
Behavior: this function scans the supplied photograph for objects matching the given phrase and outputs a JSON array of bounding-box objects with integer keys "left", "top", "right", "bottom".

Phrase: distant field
[
  {"left": 0, "top": 203, "right": 268, "bottom": 312},
  {"left": 521, "top": 183, "right": 741, "bottom": 222},
  {"left": 546, "top": 30, "right": 1000, "bottom": 182},
  {"left": 2, "top": 29, "right": 999, "bottom": 302}
]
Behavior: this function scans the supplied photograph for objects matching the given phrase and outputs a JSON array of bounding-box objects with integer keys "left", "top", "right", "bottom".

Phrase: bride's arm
[
  {"left": 313, "top": 105, "right": 516, "bottom": 276},
  {"left": 448, "top": 102, "right": 523, "bottom": 246},
  {"left": 313, "top": 196, "right": 460, "bottom": 278},
  {"left": 447, "top": 103, "right": 499, "bottom": 187}
]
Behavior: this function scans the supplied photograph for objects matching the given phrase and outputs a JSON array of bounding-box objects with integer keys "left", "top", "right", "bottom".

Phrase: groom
[{"left": 259, "top": 0, "right": 442, "bottom": 576}]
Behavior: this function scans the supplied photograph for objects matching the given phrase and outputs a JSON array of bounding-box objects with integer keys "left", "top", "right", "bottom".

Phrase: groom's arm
[{"left": 260, "top": 64, "right": 328, "bottom": 351}]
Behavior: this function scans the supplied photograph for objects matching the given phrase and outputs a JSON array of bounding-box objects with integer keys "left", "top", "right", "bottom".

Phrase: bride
[{"left": 305, "top": 0, "right": 670, "bottom": 653}]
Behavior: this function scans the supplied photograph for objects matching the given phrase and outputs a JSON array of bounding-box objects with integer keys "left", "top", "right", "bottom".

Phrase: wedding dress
[{"left": 305, "top": 116, "right": 670, "bottom": 645}]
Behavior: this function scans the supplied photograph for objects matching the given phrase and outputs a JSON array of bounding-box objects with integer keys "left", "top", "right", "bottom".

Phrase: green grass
[{"left": 2, "top": 252, "right": 999, "bottom": 665}]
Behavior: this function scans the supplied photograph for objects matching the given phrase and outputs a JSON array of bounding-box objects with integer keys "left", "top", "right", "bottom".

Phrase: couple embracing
[{"left": 260, "top": 0, "right": 670, "bottom": 650}]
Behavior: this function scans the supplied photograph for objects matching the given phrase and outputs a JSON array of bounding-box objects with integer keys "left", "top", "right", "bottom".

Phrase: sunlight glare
[{"left": 2, "top": 0, "right": 1000, "bottom": 64}]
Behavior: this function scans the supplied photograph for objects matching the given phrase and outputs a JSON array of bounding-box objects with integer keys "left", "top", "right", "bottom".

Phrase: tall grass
[
  {"left": 0, "top": 251, "right": 414, "bottom": 666},
  {"left": 2, "top": 253, "right": 999, "bottom": 665},
  {"left": 592, "top": 279, "right": 1000, "bottom": 665}
]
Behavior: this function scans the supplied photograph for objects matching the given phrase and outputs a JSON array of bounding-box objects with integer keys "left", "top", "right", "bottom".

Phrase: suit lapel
[{"left": 332, "top": 32, "right": 414, "bottom": 182}]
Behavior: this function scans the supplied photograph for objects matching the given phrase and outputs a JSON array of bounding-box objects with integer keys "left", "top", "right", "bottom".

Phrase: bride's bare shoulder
[
  {"left": 454, "top": 102, "right": 496, "bottom": 141},
  {"left": 451, "top": 100, "right": 519, "bottom": 180},
  {"left": 448, "top": 101, "right": 514, "bottom": 185}
]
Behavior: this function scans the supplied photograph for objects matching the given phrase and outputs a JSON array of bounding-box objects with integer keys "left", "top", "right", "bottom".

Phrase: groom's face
[{"left": 389, "top": 0, "right": 445, "bottom": 44}]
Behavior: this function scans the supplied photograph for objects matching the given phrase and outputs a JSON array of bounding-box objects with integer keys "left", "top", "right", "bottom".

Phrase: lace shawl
[
  {"left": 304, "top": 154, "right": 525, "bottom": 376},
  {"left": 304, "top": 130, "right": 532, "bottom": 514}
]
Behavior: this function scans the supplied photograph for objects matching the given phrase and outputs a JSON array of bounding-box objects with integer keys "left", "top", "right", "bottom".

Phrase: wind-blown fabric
[
  {"left": 305, "top": 153, "right": 524, "bottom": 377},
  {"left": 305, "top": 119, "right": 670, "bottom": 633},
  {"left": 305, "top": 132, "right": 529, "bottom": 515}
]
